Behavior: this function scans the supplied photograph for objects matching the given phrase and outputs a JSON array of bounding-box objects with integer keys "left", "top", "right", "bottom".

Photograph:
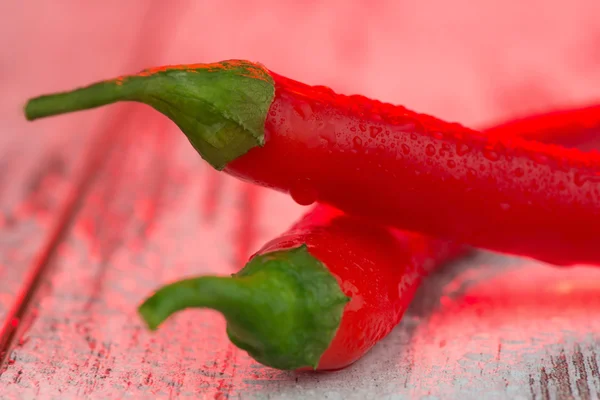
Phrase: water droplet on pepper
[
  {"left": 483, "top": 148, "right": 500, "bottom": 161},
  {"left": 290, "top": 179, "right": 318, "bottom": 206},
  {"left": 425, "top": 144, "right": 436, "bottom": 157},
  {"left": 369, "top": 126, "right": 382, "bottom": 138},
  {"left": 456, "top": 143, "right": 471, "bottom": 156},
  {"left": 527, "top": 150, "right": 549, "bottom": 165}
]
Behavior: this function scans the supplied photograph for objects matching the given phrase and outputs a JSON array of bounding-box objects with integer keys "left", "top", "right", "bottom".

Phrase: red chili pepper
[
  {"left": 138, "top": 204, "right": 464, "bottom": 371},
  {"left": 483, "top": 103, "right": 600, "bottom": 150},
  {"left": 24, "top": 61, "right": 600, "bottom": 266}
]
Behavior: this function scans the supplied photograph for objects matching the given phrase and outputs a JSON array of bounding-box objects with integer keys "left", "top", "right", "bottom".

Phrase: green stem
[
  {"left": 23, "top": 60, "right": 276, "bottom": 170},
  {"left": 24, "top": 79, "right": 139, "bottom": 121},
  {"left": 139, "top": 275, "right": 252, "bottom": 331}
]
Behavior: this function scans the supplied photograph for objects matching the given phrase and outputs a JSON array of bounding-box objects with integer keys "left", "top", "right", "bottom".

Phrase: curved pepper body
[
  {"left": 23, "top": 60, "right": 600, "bottom": 266},
  {"left": 226, "top": 73, "right": 600, "bottom": 266}
]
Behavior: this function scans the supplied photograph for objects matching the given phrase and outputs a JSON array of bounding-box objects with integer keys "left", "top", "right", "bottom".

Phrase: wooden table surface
[{"left": 1, "top": 1, "right": 599, "bottom": 399}]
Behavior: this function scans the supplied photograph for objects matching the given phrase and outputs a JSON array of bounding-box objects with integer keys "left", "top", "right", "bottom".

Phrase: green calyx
[
  {"left": 138, "top": 245, "right": 350, "bottom": 370},
  {"left": 24, "top": 60, "right": 275, "bottom": 170}
]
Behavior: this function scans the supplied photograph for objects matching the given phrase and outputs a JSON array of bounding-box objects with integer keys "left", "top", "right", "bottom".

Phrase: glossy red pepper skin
[
  {"left": 255, "top": 205, "right": 463, "bottom": 370},
  {"left": 227, "top": 73, "right": 600, "bottom": 266}
]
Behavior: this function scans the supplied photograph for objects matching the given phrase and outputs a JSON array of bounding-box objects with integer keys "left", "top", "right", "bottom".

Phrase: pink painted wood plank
[{"left": 0, "top": 0, "right": 185, "bottom": 355}]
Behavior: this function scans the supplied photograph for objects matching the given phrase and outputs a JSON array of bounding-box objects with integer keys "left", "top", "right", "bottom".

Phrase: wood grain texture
[
  {"left": 0, "top": 2, "right": 138, "bottom": 335},
  {"left": 0, "top": 0, "right": 184, "bottom": 362},
  {"left": 1, "top": 1, "right": 600, "bottom": 399}
]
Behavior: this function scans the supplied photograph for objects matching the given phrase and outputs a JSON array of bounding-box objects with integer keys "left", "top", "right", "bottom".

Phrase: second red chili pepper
[
  {"left": 24, "top": 61, "right": 600, "bottom": 266},
  {"left": 483, "top": 102, "right": 600, "bottom": 151},
  {"left": 139, "top": 204, "right": 464, "bottom": 371}
]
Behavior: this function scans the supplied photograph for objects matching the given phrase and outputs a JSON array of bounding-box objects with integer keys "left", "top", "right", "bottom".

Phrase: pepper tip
[
  {"left": 137, "top": 301, "right": 162, "bottom": 331},
  {"left": 23, "top": 100, "right": 36, "bottom": 121}
]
